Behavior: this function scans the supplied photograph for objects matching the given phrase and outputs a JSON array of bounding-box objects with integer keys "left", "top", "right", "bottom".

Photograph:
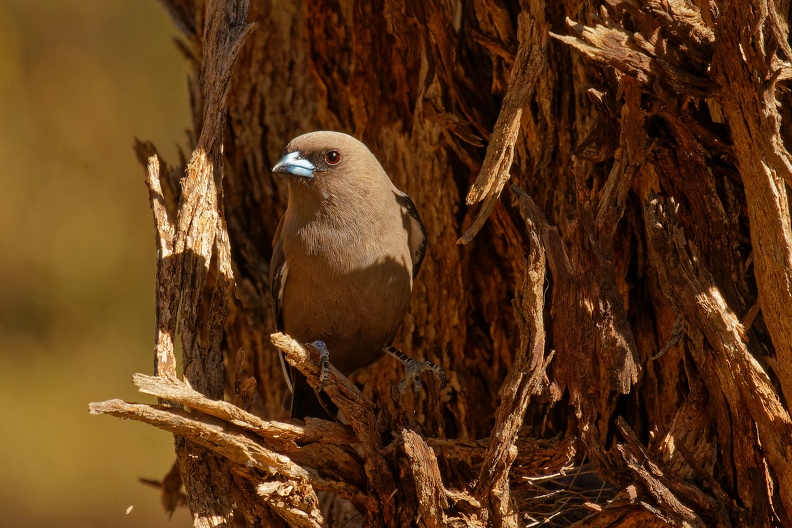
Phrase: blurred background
[{"left": 0, "top": 1, "right": 193, "bottom": 526}]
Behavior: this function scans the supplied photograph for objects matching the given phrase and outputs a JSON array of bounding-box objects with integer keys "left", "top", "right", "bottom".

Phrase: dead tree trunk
[{"left": 91, "top": 0, "right": 792, "bottom": 526}]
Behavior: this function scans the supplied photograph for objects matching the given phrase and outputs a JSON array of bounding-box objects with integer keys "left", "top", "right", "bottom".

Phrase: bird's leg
[
  {"left": 385, "top": 346, "right": 446, "bottom": 395},
  {"left": 306, "top": 340, "right": 330, "bottom": 393}
]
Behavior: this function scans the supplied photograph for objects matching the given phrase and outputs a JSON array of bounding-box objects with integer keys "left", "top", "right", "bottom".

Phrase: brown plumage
[{"left": 270, "top": 131, "right": 426, "bottom": 419}]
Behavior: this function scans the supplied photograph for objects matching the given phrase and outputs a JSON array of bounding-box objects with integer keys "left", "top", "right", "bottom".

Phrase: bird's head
[{"left": 272, "top": 131, "right": 389, "bottom": 203}]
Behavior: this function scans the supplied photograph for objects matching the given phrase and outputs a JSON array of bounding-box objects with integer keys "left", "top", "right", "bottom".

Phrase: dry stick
[
  {"left": 133, "top": 374, "right": 357, "bottom": 447},
  {"left": 594, "top": 76, "right": 645, "bottom": 252},
  {"left": 88, "top": 399, "right": 363, "bottom": 511},
  {"left": 96, "top": 370, "right": 392, "bottom": 511},
  {"left": 145, "top": 155, "right": 178, "bottom": 379},
  {"left": 89, "top": 401, "right": 341, "bottom": 528},
  {"left": 402, "top": 431, "right": 450, "bottom": 528},
  {"left": 196, "top": 0, "right": 256, "bottom": 154},
  {"left": 94, "top": 371, "right": 574, "bottom": 518},
  {"left": 574, "top": 79, "right": 643, "bottom": 397},
  {"left": 174, "top": 154, "right": 224, "bottom": 394},
  {"left": 458, "top": 0, "right": 548, "bottom": 244},
  {"left": 401, "top": 429, "right": 482, "bottom": 528},
  {"left": 105, "top": 370, "right": 575, "bottom": 504},
  {"left": 614, "top": 418, "right": 704, "bottom": 528},
  {"left": 473, "top": 185, "right": 551, "bottom": 528},
  {"left": 132, "top": 375, "right": 368, "bottom": 491},
  {"left": 272, "top": 333, "right": 396, "bottom": 527},
  {"left": 511, "top": 182, "right": 628, "bottom": 484},
  {"left": 618, "top": 417, "right": 728, "bottom": 528},
  {"left": 644, "top": 195, "right": 792, "bottom": 517},
  {"left": 91, "top": 400, "right": 310, "bottom": 481},
  {"left": 170, "top": 0, "right": 255, "bottom": 393}
]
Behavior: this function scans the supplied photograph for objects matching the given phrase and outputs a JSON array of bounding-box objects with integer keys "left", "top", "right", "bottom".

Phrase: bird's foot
[
  {"left": 385, "top": 346, "right": 446, "bottom": 395},
  {"left": 306, "top": 340, "right": 330, "bottom": 393}
]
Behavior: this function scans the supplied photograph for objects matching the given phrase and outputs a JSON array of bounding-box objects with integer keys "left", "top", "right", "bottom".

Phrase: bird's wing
[
  {"left": 270, "top": 214, "right": 286, "bottom": 328},
  {"left": 270, "top": 214, "right": 293, "bottom": 392},
  {"left": 396, "top": 191, "right": 427, "bottom": 279}
]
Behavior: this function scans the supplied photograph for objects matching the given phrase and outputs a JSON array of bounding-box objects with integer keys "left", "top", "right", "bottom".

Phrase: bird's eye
[{"left": 325, "top": 150, "right": 341, "bottom": 165}]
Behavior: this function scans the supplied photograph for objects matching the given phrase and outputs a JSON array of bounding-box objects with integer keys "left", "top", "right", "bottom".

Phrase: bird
[{"left": 269, "top": 131, "right": 441, "bottom": 419}]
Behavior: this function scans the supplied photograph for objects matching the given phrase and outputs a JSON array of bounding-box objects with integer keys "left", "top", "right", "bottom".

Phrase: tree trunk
[{"left": 91, "top": 0, "right": 792, "bottom": 526}]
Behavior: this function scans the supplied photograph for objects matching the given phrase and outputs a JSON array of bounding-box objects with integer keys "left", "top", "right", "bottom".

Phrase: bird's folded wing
[
  {"left": 270, "top": 214, "right": 293, "bottom": 392},
  {"left": 396, "top": 190, "right": 427, "bottom": 279}
]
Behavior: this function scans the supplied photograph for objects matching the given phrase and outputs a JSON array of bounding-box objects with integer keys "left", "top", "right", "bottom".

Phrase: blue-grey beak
[{"left": 272, "top": 151, "right": 315, "bottom": 178}]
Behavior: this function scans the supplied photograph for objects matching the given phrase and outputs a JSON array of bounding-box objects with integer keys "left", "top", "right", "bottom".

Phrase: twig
[
  {"left": 90, "top": 399, "right": 312, "bottom": 481},
  {"left": 594, "top": 76, "right": 647, "bottom": 254},
  {"left": 475, "top": 184, "right": 552, "bottom": 527},
  {"left": 653, "top": 316, "right": 685, "bottom": 361},
  {"left": 615, "top": 418, "right": 704, "bottom": 527},
  {"left": 144, "top": 154, "right": 178, "bottom": 379},
  {"left": 401, "top": 429, "right": 482, "bottom": 528},
  {"left": 272, "top": 332, "right": 396, "bottom": 527},
  {"left": 133, "top": 373, "right": 357, "bottom": 448},
  {"left": 458, "top": 0, "right": 548, "bottom": 244},
  {"left": 89, "top": 398, "right": 370, "bottom": 508}
]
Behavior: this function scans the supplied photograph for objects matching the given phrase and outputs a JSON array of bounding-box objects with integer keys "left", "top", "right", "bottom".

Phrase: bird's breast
[{"left": 279, "top": 222, "right": 413, "bottom": 373}]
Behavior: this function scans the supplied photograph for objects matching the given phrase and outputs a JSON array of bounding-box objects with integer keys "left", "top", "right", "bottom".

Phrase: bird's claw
[
  {"left": 429, "top": 361, "right": 446, "bottom": 389},
  {"left": 307, "top": 340, "right": 330, "bottom": 393},
  {"left": 399, "top": 359, "right": 423, "bottom": 396},
  {"left": 386, "top": 346, "right": 446, "bottom": 396}
]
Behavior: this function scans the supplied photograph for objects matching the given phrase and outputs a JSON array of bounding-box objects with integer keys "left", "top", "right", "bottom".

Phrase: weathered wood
[{"left": 90, "top": 0, "right": 792, "bottom": 525}]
